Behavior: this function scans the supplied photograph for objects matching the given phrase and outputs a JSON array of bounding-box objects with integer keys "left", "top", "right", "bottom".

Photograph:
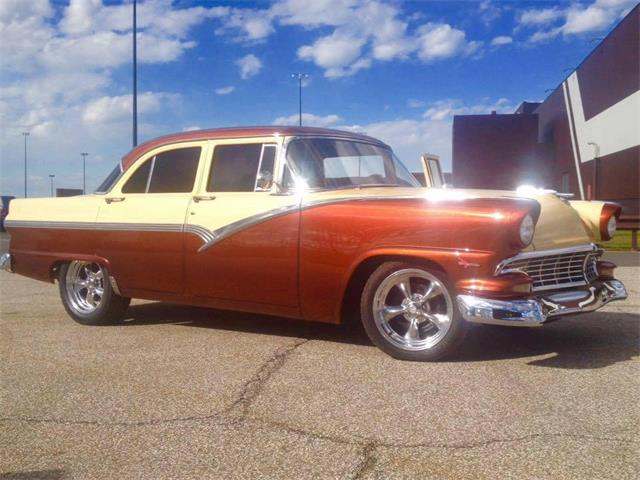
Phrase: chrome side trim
[
  {"left": 4, "top": 220, "right": 212, "bottom": 244},
  {"left": 198, "top": 203, "right": 301, "bottom": 252}
]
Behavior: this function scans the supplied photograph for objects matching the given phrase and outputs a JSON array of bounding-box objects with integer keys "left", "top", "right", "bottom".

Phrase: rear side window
[
  {"left": 121, "top": 147, "right": 201, "bottom": 194},
  {"left": 208, "top": 144, "right": 276, "bottom": 192}
]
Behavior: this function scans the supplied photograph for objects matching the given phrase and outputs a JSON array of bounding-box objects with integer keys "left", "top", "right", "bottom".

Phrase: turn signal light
[{"left": 599, "top": 203, "right": 621, "bottom": 241}]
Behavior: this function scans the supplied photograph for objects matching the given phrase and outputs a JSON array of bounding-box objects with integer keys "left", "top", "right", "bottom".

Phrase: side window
[
  {"left": 208, "top": 143, "right": 276, "bottom": 192},
  {"left": 121, "top": 147, "right": 201, "bottom": 194},
  {"left": 122, "top": 159, "right": 152, "bottom": 193},
  {"left": 148, "top": 147, "right": 200, "bottom": 193},
  {"left": 428, "top": 159, "right": 443, "bottom": 188}
]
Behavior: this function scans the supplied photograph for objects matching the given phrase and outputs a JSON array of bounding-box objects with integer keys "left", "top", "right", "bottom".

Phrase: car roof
[{"left": 120, "top": 126, "right": 389, "bottom": 171}]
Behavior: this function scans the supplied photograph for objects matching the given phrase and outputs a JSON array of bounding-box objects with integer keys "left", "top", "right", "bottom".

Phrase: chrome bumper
[
  {"left": 0, "top": 253, "right": 12, "bottom": 273},
  {"left": 457, "top": 280, "right": 627, "bottom": 327}
]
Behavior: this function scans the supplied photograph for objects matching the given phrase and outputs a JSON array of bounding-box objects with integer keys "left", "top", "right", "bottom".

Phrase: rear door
[
  {"left": 184, "top": 138, "right": 300, "bottom": 308},
  {"left": 96, "top": 142, "right": 206, "bottom": 294}
]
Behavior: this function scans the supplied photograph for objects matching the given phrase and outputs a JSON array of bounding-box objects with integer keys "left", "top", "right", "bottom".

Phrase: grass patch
[{"left": 599, "top": 230, "right": 637, "bottom": 251}]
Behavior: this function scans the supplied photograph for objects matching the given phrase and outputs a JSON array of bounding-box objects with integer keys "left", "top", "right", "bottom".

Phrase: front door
[
  {"left": 96, "top": 143, "right": 206, "bottom": 294},
  {"left": 184, "top": 139, "right": 300, "bottom": 308}
]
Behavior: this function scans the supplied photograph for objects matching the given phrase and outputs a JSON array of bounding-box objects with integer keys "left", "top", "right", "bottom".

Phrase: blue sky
[{"left": 0, "top": 0, "right": 636, "bottom": 197}]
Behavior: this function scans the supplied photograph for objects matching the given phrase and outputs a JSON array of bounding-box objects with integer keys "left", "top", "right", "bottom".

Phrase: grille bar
[{"left": 497, "top": 244, "right": 600, "bottom": 292}]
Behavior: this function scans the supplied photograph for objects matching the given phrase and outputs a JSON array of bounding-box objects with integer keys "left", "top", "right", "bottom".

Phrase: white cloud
[
  {"left": 491, "top": 35, "right": 513, "bottom": 46},
  {"left": 215, "top": 86, "right": 235, "bottom": 95},
  {"left": 236, "top": 54, "right": 263, "bottom": 79},
  {"left": 407, "top": 99, "right": 426, "bottom": 108},
  {"left": 214, "top": 0, "right": 481, "bottom": 79},
  {"left": 519, "top": 0, "right": 637, "bottom": 42},
  {"left": 416, "top": 23, "right": 480, "bottom": 63},
  {"left": 273, "top": 113, "right": 343, "bottom": 127},
  {"left": 183, "top": 125, "right": 201, "bottom": 132},
  {"left": 423, "top": 98, "right": 514, "bottom": 121},
  {"left": 82, "top": 92, "right": 177, "bottom": 125},
  {"left": 0, "top": 0, "right": 215, "bottom": 197},
  {"left": 519, "top": 8, "right": 562, "bottom": 26}
]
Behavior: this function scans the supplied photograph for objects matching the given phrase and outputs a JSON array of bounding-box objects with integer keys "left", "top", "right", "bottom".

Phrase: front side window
[
  {"left": 121, "top": 147, "right": 201, "bottom": 194},
  {"left": 208, "top": 143, "right": 277, "bottom": 192},
  {"left": 285, "top": 138, "right": 420, "bottom": 190},
  {"left": 428, "top": 159, "right": 444, "bottom": 188},
  {"left": 95, "top": 165, "right": 122, "bottom": 193}
]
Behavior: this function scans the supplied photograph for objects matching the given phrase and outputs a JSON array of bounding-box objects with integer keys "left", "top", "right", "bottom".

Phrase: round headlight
[
  {"left": 519, "top": 214, "right": 535, "bottom": 246},
  {"left": 607, "top": 216, "right": 616, "bottom": 239}
]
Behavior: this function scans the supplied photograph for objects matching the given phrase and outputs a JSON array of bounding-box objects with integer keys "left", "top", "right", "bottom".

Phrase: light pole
[
  {"left": 49, "top": 174, "right": 55, "bottom": 197},
  {"left": 291, "top": 73, "right": 309, "bottom": 126},
  {"left": 22, "top": 132, "right": 29, "bottom": 198},
  {"left": 81, "top": 152, "right": 88, "bottom": 194},
  {"left": 132, "top": 0, "right": 138, "bottom": 147}
]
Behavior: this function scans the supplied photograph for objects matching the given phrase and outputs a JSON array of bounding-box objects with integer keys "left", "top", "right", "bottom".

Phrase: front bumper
[{"left": 457, "top": 279, "right": 627, "bottom": 327}]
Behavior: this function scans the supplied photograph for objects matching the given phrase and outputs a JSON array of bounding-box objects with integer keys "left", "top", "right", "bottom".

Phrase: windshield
[
  {"left": 95, "top": 164, "right": 123, "bottom": 193},
  {"left": 286, "top": 138, "right": 420, "bottom": 191}
]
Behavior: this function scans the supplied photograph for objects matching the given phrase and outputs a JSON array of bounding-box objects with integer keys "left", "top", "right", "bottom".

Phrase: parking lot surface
[{"left": 1, "top": 238, "right": 638, "bottom": 479}]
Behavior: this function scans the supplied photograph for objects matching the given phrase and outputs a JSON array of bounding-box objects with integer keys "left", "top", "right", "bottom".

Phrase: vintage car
[{"left": 0, "top": 127, "right": 628, "bottom": 361}]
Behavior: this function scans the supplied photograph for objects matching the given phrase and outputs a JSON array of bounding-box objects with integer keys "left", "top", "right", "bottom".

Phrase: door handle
[
  {"left": 105, "top": 197, "right": 125, "bottom": 204},
  {"left": 193, "top": 195, "right": 216, "bottom": 202}
]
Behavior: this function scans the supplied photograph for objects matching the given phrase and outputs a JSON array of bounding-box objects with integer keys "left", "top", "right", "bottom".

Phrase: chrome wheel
[
  {"left": 372, "top": 268, "right": 453, "bottom": 351},
  {"left": 65, "top": 261, "right": 105, "bottom": 315}
]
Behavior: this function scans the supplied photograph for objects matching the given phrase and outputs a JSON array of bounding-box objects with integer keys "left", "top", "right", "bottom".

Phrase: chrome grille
[{"left": 498, "top": 245, "right": 600, "bottom": 292}]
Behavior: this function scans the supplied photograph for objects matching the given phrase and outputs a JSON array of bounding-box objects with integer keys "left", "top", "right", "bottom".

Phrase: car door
[
  {"left": 96, "top": 142, "right": 206, "bottom": 294},
  {"left": 184, "top": 138, "right": 300, "bottom": 308}
]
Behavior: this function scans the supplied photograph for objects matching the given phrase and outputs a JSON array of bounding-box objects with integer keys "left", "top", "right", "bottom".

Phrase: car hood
[{"left": 304, "top": 187, "right": 593, "bottom": 251}]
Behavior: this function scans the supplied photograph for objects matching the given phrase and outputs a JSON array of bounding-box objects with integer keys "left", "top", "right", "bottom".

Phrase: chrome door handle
[
  {"left": 105, "top": 197, "right": 125, "bottom": 204},
  {"left": 193, "top": 195, "right": 216, "bottom": 202}
]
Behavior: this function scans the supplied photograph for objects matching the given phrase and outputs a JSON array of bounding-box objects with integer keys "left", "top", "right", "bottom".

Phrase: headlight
[
  {"left": 519, "top": 214, "right": 535, "bottom": 247},
  {"left": 607, "top": 216, "right": 616, "bottom": 239}
]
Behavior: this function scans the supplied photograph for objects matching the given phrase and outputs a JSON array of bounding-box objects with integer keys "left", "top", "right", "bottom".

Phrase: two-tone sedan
[{"left": 1, "top": 127, "right": 627, "bottom": 361}]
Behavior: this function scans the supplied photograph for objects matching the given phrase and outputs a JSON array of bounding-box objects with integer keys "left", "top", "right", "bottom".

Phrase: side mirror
[{"left": 255, "top": 170, "right": 273, "bottom": 191}]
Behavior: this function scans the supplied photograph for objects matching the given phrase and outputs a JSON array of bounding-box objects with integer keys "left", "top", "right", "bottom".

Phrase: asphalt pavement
[{"left": 0, "top": 232, "right": 638, "bottom": 479}]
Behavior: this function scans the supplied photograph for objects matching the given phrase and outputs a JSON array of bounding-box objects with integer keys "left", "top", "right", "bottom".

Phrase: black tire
[
  {"left": 58, "top": 261, "right": 130, "bottom": 325},
  {"left": 360, "top": 261, "right": 467, "bottom": 361}
]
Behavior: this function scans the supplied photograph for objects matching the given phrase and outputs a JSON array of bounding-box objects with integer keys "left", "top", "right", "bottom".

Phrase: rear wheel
[
  {"left": 361, "top": 262, "right": 467, "bottom": 361},
  {"left": 58, "top": 261, "right": 130, "bottom": 325}
]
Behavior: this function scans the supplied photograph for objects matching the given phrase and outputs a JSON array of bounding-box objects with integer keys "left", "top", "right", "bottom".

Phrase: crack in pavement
[
  {"left": 351, "top": 442, "right": 377, "bottom": 480},
  {"left": 0, "top": 338, "right": 310, "bottom": 428}
]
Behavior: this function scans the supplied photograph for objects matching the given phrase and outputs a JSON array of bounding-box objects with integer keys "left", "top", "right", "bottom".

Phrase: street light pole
[
  {"left": 49, "top": 174, "right": 55, "bottom": 197},
  {"left": 81, "top": 152, "right": 88, "bottom": 194},
  {"left": 22, "top": 132, "right": 29, "bottom": 198},
  {"left": 291, "top": 73, "right": 309, "bottom": 126},
  {"left": 132, "top": 0, "right": 138, "bottom": 147}
]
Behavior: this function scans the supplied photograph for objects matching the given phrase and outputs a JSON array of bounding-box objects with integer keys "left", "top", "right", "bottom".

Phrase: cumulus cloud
[
  {"left": 273, "top": 113, "right": 343, "bottom": 127},
  {"left": 423, "top": 98, "right": 514, "bottom": 121},
  {"left": 215, "top": 86, "right": 235, "bottom": 95},
  {"left": 236, "top": 54, "right": 263, "bottom": 79},
  {"left": 213, "top": 0, "right": 482, "bottom": 79},
  {"left": 416, "top": 23, "right": 480, "bottom": 62},
  {"left": 518, "top": 0, "right": 636, "bottom": 42},
  {"left": 0, "top": 0, "right": 216, "bottom": 197},
  {"left": 491, "top": 35, "right": 513, "bottom": 46}
]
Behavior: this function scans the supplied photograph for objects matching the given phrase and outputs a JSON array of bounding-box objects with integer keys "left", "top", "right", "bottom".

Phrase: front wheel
[
  {"left": 360, "top": 262, "right": 467, "bottom": 361},
  {"left": 58, "top": 261, "right": 130, "bottom": 325}
]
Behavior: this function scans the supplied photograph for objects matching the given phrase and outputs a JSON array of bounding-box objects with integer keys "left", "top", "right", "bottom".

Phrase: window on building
[
  {"left": 121, "top": 147, "right": 201, "bottom": 194},
  {"left": 208, "top": 144, "right": 276, "bottom": 192}
]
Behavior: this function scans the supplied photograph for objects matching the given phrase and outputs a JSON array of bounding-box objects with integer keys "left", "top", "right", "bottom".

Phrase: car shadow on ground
[{"left": 123, "top": 303, "right": 639, "bottom": 369}]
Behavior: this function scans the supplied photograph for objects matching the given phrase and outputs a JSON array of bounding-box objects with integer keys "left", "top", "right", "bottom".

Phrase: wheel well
[
  {"left": 340, "top": 255, "right": 446, "bottom": 325},
  {"left": 50, "top": 260, "right": 67, "bottom": 282}
]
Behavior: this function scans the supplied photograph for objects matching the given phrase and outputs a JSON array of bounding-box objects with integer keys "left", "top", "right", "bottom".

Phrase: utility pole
[
  {"left": 81, "top": 152, "right": 88, "bottom": 194},
  {"left": 49, "top": 174, "right": 55, "bottom": 197},
  {"left": 22, "top": 132, "right": 29, "bottom": 198},
  {"left": 291, "top": 73, "right": 309, "bottom": 126},
  {"left": 132, "top": 0, "right": 138, "bottom": 147}
]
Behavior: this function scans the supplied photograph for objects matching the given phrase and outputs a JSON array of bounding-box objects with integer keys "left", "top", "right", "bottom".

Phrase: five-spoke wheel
[
  {"left": 361, "top": 262, "right": 467, "bottom": 361},
  {"left": 58, "top": 260, "right": 130, "bottom": 325}
]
